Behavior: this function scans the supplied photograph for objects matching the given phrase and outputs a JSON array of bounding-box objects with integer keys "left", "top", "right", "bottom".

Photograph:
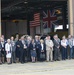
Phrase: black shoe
[
  {"left": 57, "top": 59, "right": 60, "bottom": 61},
  {"left": 21, "top": 62, "right": 24, "bottom": 64},
  {"left": 0, "top": 63, "right": 2, "bottom": 65},
  {"left": 13, "top": 62, "right": 16, "bottom": 63},
  {"left": 50, "top": 60, "right": 53, "bottom": 62},
  {"left": 8, "top": 63, "right": 12, "bottom": 65},
  {"left": 2, "top": 62, "right": 5, "bottom": 64}
]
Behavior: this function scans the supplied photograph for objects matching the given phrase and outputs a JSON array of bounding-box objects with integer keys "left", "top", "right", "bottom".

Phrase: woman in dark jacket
[
  {"left": 1, "top": 38, "right": 6, "bottom": 63},
  {"left": 29, "top": 39, "right": 36, "bottom": 63},
  {"left": 40, "top": 39, "right": 46, "bottom": 61},
  {"left": 15, "top": 39, "right": 20, "bottom": 62}
]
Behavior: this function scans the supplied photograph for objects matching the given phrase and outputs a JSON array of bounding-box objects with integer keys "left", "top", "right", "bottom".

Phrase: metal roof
[{"left": 1, "top": 0, "right": 67, "bottom": 20}]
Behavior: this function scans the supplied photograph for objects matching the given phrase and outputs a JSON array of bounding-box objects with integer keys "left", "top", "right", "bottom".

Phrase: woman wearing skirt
[
  {"left": 5, "top": 39, "right": 12, "bottom": 64},
  {"left": 29, "top": 39, "right": 36, "bottom": 63}
]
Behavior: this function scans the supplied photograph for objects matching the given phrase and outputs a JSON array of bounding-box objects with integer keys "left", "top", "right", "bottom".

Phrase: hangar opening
[{"left": 1, "top": 0, "right": 68, "bottom": 38}]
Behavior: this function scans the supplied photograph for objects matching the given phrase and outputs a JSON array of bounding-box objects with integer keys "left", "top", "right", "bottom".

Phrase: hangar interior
[{"left": 1, "top": 0, "right": 68, "bottom": 38}]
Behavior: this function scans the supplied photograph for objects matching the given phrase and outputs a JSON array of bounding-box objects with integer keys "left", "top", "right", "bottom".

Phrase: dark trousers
[
  {"left": 66, "top": 46, "right": 68, "bottom": 59},
  {"left": 0, "top": 51, "right": 1, "bottom": 58},
  {"left": 20, "top": 49, "right": 25, "bottom": 63},
  {"left": 11, "top": 51, "right": 16, "bottom": 63},
  {"left": 61, "top": 47, "right": 67, "bottom": 60},
  {"left": 54, "top": 48, "right": 60, "bottom": 61},
  {"left": 24, "top": 49, "right": 27, "bottom": 62},
  {"left": 36, "top": 48, "right": 40, "bottom": 61},
  {"left": 0, "top": 51, "right": 2, "bottom": 63},
  {"left": 16, "top": 48, "right": 20, "bottom": 59},
  {"left": 1, "top": 50, "right": 6, "bottom": 62},
  {"left": 23, "top": 49, "right": 26, "bottom": 62},
  {"left": 69, "top": 48, "right": 73, "bottom": 59},
  {"left": 72, "top": 46, "right": 74, "bottom": 58},
  {"left": 27, "top": 49, "right": 31, "bottom": 62},
  {"left": 20, "top": 49, "right": 26, "bottom": 63}
]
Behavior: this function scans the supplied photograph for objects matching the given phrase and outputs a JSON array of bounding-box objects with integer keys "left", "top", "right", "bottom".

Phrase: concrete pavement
[{"left": 0, "top": 60, "right": 74, "bottom": 75}]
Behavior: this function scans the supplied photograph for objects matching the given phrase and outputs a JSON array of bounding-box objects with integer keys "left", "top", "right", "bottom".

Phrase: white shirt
[
  {"left": 61, "top": 39, "right": 68, "bottom": 47},
  {"left": 1, "top": 42, "right": 4, "bottom": 48},
  {"left": 41, "top": 43, "right": 43, "bottom": 50},
  {"left": 73, "top": 39, "right": 74, "bottom": 46},
  {"left": 5, "top": 43, "right": 12, "bottom": 52}
]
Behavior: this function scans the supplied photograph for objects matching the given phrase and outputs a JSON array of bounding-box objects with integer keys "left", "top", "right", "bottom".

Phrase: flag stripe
[{"left": 30, "top": 13, "right": 40, "bottom": 27}]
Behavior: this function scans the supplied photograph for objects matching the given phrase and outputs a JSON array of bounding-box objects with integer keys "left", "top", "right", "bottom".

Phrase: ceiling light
[
  {"left": 24, "top": 1, "right": 28, "bottom": 4},
  {"left": 56, "top": 10, "right": 61, "bottom": 14}
]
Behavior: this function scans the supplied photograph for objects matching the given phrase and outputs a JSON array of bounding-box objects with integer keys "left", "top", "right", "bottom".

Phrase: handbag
[
  {"left": 6, "top": 53, "right": 11, "bottom": 58},
  {"left": 40, "top": 53, "right": 45, "bottom": 59}
]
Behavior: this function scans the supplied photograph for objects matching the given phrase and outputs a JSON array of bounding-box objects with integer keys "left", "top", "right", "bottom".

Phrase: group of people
[{"left": 0, "top": 34, "right": 74, "bottom": 64}]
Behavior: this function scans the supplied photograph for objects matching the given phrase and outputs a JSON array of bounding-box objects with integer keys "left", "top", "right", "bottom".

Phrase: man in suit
[
  {"left": 35, "top": 35, "right": 41, "bottom": 61},
  {"left": 10, "top": 36, "right": 16, "bottom": 63},
  {"left": 68, "top": 35, "right": 73, "bottom": 59},
  {"left": 19, "top": 36, "right": 26, "bottom": 64},
  {"left": 45, "top": 35, "right": 54, "bottom": 62},
  {"left": 53, "top": 34, "right": 61, "bottom": 61},
  {"left": 16, "top": 36, "right": 25, "bottom": 64},
  {"left": 27, "top": 36, "right": 32, "bottom": 62}
]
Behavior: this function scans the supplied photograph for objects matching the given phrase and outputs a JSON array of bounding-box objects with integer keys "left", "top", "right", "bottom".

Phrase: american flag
[
  {"left": 43, "top": 10, "right": 57, "bottom": 29},
  {"left": 30, "top": 13, "right": 40, "bottom": 27},
  {"left": 30, "top": 21, "right": 35, "bottom": 27}
]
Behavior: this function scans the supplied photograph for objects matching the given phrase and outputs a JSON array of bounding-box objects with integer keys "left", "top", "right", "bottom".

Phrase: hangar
[{"left": 1, "top": 0, "right": 74, "bottom": 38}]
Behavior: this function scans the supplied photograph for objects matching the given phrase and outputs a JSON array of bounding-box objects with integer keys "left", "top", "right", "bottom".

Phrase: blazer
[
  {"left": 40, "top": 43, "right": 46, "bottom": 52},
  {"left": 19, "top": 41, "right": 24, "bottom": 51},
  {"left": 11, "top": 40, "right": 16, "bottom": 52},
  {"left": 29, "top": 42, "right": 36, "bottom": 51},
  {"left": 53, "top": 39, "right": 60, "bottom": 49},
  {"left": 5, "top": 43, "right": 12, "bottom": 52},
  {"left": 68, "top": 38, "right": 73, "bottom": 48},
  {"left": 45, "top": 39, "right": 54, "bottom": 51},
  {"left": 16, "top": 40, "right": 24, "bottom": 51},
  {"left": 35, "top": 40, "right": 40, "bottom": 49}
]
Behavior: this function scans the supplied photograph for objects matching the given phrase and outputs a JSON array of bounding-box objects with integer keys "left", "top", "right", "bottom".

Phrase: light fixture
[
  {"left": 24, "top": 0, "right": 28, "bottom": 4},
  {"left": 56, "top": 10, "right": 61, "bottom": 14},
  {"left": 24, "top": 2, "right": 28, "bottom": 4}
]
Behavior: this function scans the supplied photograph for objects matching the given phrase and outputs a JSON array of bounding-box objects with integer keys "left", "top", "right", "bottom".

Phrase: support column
[
  {"left": 27, "top": 13, "right": 30, "bottom": 35},
  {"left": 62, "top": 4, "right": 67, "bottom": 31},
  {"left": 40, "top": 20, "right": 44, "bottom": 35},
  {"left": 0, "top": 0, "right": 1, "bottom": 36},
  {"left": 68, "top": 0, "right": 74, "bottom": 35}
]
